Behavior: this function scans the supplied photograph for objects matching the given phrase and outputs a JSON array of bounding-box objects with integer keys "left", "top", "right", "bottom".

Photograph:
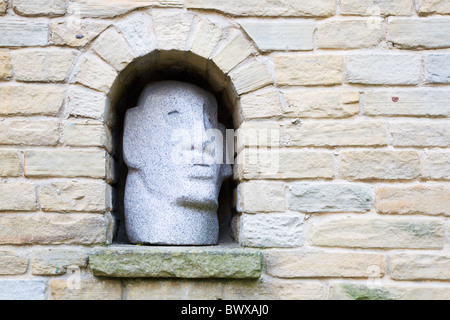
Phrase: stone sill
[{"left": 88, "top": 245, "right": 263, "bottom": 279}]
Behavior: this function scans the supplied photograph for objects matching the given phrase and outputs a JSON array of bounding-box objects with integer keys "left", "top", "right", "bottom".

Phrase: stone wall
[{"left": 0, "top": 0, "right": 449, "bottom": 300}]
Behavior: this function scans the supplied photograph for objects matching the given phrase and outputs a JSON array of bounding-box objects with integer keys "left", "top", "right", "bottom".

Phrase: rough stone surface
[
  {"left": 275, "top": 55, "right": 343, "bottom": 86},
  {"left": 31, "top": 249, "right": 87, "bottom": 275},
  {"left": 0, "top": 19, "right": 49, "bottom": 46},
  {"left": 329, "top": 283, "right": 450, "bottom": 300},
  {"left": 123, "top": 82, "right": 232, "bottom": 245},
  {"left": 51, "top": 19, "right": 110, "bottom": 47},
  {"left": 309, "top": 217, "right": 444, "bottom": 249},
  {"left": 390, "top": 253, "right": 450, "bottom": 280},
  {"left": 318, "top": 19, "right": 383, "bottom": 49},
  {"left": 364, "top": 89, "right": 450, "bottom": 117},
  {"left": 0, "top": 0, "right": 5, "bottom": 14},
  {"left": 0, "top": 84, "right": 65, "bottom": 116},
  {"left": 89, "top": 246, "right": 262, "bottom": 279},
  {"left": 389, "top": 18, "right": 450, "bottom": 49},
  {"left": 0, "top": 214, "right": 108, "bottom": 245},
  {"left": 340, "top": 0, "right": 413, "bottom": 16},
  {"left": 0, "top": 280, "right": 46, "bottom": 300},
  {"left": 282, "top": 121, "right": 387, "bottom": 147},
  {"left": 346, "top": 54, "right": 421, "bottom": 85},
  {"left": 13, "top": 48, "right": 78, "bottom": 82},
  {"left": 0, "top": 119, "right": 59, "bottom": 146},
  {"left": 186, "top": 0, "right": 336, "bottom": 17},
  {"left": 239, "top": 19, "right": 315, "bottom": 51},
  {"left": 339, "top": 150, "right": 421, "bottom": 181},
  {"left": 211, "top": 33, "right": 254, "bottom": 74},
  {"left": 51, "top": 279, "right": 122, "bottom": 300},
  {"left": 92, "top": 28, "right": 134, "bottom": 71},
  {"left": 417, "top": 0, "right": 450, "bottom": 15},
  {"left": 63, "top": 121, "right": 111, "bottom": 151},
  {"left": 39, "top": 180, "right": 111, "bottom": 213},
  {"left": 14, "top": 0, "right": 66, "bottom": 16},
  {"left": 115, "top": 12, "right": 156, "bottom": 57},
  {"left": 0, "top": 150, "right": 20, "bottom": 177},
  {"left": 74, "top": 54, "right": 118, "bottom": 93},
  {"left": 390, "top": 122, "right": 450, "bottom": 147},
  {"left": 0, "top": 50, "right": 12, "bottom": 80},
  {"left": 189, "top": 17, "right": 222, "bottom": 59},
  {"left": 0, "top": 181, "right": 36, "bottom": 211},
  {"left": 66, "top": 85, "right": 109, "bottom": 120},
  {"left": 376, "top": 185, "right": 450, "bottom": 216},
  {"left": 0, "top": 251, "right": 28, "bottom": 275},
  {"left": 229, "top": 60, "right": 273, "bottom": 95},
  {"left": 284, "top": 90, "right": 360, "bottom": 118},
  {"left": 423, "top": 151, "right": 450, "bottom": 180},
  {"left": 240, "top": 90, "right": 283, "bottom": 119},
  {"left": 152, "top": 10, "right": 194, "bottom": 51},
  {"left": 266, "top": 250, "right": 385, "bottom": 278},
  {"left": 288, "top": 183, "right": 374, "bottom": 213},
  {"left": 238, "top": 181, "right": 285, "bottom": 213},
  {"left": 239, "top": 213, "right": 304, "bottom": 248},
  {"left": 426, "top": 54, "right": 450, "bottom": 83},
  {"left": 24, "top": 150, "right": 106, "bottom": 178}
]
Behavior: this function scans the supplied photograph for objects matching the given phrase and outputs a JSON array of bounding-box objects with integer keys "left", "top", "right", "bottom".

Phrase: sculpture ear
[{"left": 123, "top": 107, "right": 144, "bottom": 170}]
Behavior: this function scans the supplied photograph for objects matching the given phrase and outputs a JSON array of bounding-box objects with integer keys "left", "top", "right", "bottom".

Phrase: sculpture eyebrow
[{"left": 168, "top": 110, "right": 180, "bottom": 115}]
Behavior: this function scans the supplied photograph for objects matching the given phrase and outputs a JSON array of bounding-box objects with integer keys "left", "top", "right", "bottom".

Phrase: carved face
[{"left": 123, "top": 81, "right": 232, "bottom": 212}]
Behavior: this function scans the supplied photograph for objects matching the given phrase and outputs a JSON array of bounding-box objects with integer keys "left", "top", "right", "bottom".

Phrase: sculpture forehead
[{"left": 137, "top": 81, "right": 218, "bottom": 117}]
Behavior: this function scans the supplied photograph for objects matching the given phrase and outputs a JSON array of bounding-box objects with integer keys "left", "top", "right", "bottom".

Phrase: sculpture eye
[{"left": 168, "top": 110, "right": 179, "bottom": 116}]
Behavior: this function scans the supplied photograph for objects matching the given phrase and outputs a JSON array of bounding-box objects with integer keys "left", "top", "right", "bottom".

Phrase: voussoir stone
[{"left": 89, "top": 246, "right": 262, "bottom": 279}]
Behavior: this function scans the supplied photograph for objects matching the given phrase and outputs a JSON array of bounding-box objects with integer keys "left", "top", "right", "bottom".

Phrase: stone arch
[{"left": 66, "top": 8, "right": 275, "bottom": 244}]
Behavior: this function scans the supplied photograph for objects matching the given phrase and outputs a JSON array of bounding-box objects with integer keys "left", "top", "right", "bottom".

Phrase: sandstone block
[
  {"left": 66, "top": 85, "right": 110, "bottom": 120},
  {"left": 417, "top": 0, "right": 450, "bottom": 15},
  {"left": 240, "top": 90, "right": 283, "bottom": 120},
  {"left": 237, "top": 181, "right": 285, "bottom": 213},
  {"left": 51, "top": 279, "right": 122, "bottom": 300},
  {"left": 422, "top": 151, "right": 450, "bottom": 180},
  {"left": 31, "top": 249, "right": 87, "bottom": 275},
  {"left": 0, "top": 150, "right": 20, "bottom": 177},
  {"left": 211, "top": 33, "right": 255, "bottom": 74},
  {"left": 92, "top": 28, "right": 134, "bottom": 71},
  {"left": 63, "top": 121, "right": 111, "bottom": 151},
  {"left": 14, "top": 0, "right": 66, "bottom": 16},
  {"left": 426, "top": 54, "right": 450, "bottom": 83},
  {"left": 74, "top": 54, "right": 118, "bottom": 93},
  {"left": 189, "top": 17, "right": 223, "bottom": 59},
  {"left": 340, "top": 0, "right": 413, "bottom": 16},
  {"left": 0, "top": 181, "right": 36, "bottom": 211},
  {"left": 0, "top": 50, "right": 12, "bottom": 80},
  {"left": 152, "top": 10, "right": 194, "bottom": 51},
  {"left": 0, "top": 119, "right": 59, "bottom": 146},
  {"left": 0, "top": 252, "right": 28, "bottom": 275},
  {"left": 390, "top": 253, "right": 450, "bottom": 280},
  {"left": 390, "top": 121, "right": 449, "bottom": 147},
  {"left": 0, "top": 280, "right": 46, "bottom": 300},
  {"left": 0, "top": 19, "right": 49, "bottom": 47},
  {"left": 229, "top": 60, "right": 273, "bottom": 95},
  {"left": 51, "top": 19, "right": 110, "bottom": 47}
]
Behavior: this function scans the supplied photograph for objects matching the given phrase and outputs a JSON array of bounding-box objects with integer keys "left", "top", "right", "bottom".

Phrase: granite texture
[
  {"left": 88, "top": 246, "right": 262, "bottom": 279},
  {"left": 123, "top": 81, "right": 232, "bottom": 245}
]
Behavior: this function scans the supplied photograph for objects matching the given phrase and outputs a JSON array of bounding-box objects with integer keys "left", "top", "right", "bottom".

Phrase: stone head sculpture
[{"left": 123, "top": 81, "right": 233, "bottom": 245}]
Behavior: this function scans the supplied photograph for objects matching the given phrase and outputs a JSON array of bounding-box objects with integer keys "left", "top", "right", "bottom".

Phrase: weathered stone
[
  {"left": 229, "top": 60, "right": 273, "bottom": 95},
  {"left": 0, "top": 19, "right": 49, "bottom": 47},
  {"left": 282, "top": 121, "right": 387, "bottom": 147},
  {"left": 289, "top": 183, "right": 373, "bottom": 213},
  {"left": 123, "top": 82, "right": 232, "bottom": 246},
  {"left": 237, "top": 150, "right": 334, "bottom": 180},
  {"left": 89, "top": 246, "right": 262, "bottom": 279},
  {"left": 189, "top": 17, "right": 223, "bottom": 59},
  {"left": 417, "top": 0, "right": 450, "bottom": 15},
  {"left": 239, "top": 19, "right": 315, "bottom": 51},
  {"left": 426, "top": 54, "right": 450, "bottom": 83},
  {"left": 0, "top": 0, "right": 5, "bottom": 14},
  {"left": 318, "top": 19, "right": 383, "bottom": 49},
  {"left": 0, "top": 181, "right": 36, "bottom": 211},
  {"left": 115, "top": 12, "right": 156, "bottom": 57},
  {"left": 284, "top": 90, "right": 360, "bottom": 118},
  {"left": 13, "top": 48, "right": 78, "bottom": 82},
  {"left": 390, "top": 121, "right": 450, "bottom": 147},
  {"left": 211, "top": 33, "right": 255, "bottom": 74},
  {"left": 238, "top": 181, "right": 285, "bottom": 213},
  {"left": 236, "top": 121, "right": 281, "bottom": 150},
  {"left": 240, "top": 90, "right": 283, "bottom": 119},
  {"left": 0, "top": 119, "right": 59, "bottom": 146},
  {"left": 0, "top": 252, "right": 28, "bottom": 275},
  {"left": 390, "top": 253, "right": 450, "bottom": 280},
  {"left": 309, "top": 217, "right": 444, "bottom": 249},
  {"left": 31, "top": 249, "right": 87, "bottom": 275},
  {"left": 239, "top": 213, "right": 304, "bottom": 248},
  {"left": 364, "top": 89, "right": 450, "bottom": 117},
  {"left": 66, "top": 85, "right": 110, "bottom": 120},
  {"left": 376, "top": 185, "right": 450, "bottom": 216},
  {"left": 340, "top": 150, "right": 421, "bottom": 181},
  {"left": 25, "top": 150, "right": 106, "bottom": 178},
  {"left": 74, "top": 54, "right": 118, "bottom": 93},
  {"left": 346, "top": 54, "right": 421, "bottom": 85},
  {"left": 152, "top": 10, "right": 194, "bottom": 51},
  {"left": 51, "top": 279, "right": 122, "bottom": 300},
  {"left": 0, "top": 280, "right": 46, "bottom": 300},
  {"left": 0, "top": 150, "right": 20, "bottom": 177},
  {"left": 0, "top": 50, "right": 12, "bottom": 80},
  {"left": 92, "top": 28, "right": 134, "bottom": 71},
  {"left": 389, "top": 18, "right": 450, "bottom": 49},
  {"left": 340, "top": 0, "right": 413, "bottom": 16},
  {"left": 266, "top": 250, "right": 385, "bottom": 278},
  {"left": 63, "top": 121, "right": 111, "bottom": 151},
  {"left": 69, "top": 0, "right": 183, "bottom": 18},
  {"left": 330, "top": 283, "right": 450, "bottom": 300},
  {"left": 423, "top": 151, "right": 450, "bottom": 180},
  {"left": 39, "top": 180, "right": 111, "bottom": 213},
  {"left": 51, "top": 19, "right": 110, "bottom": 47},
  {"left": 275, "top": 55, "right": 343, "bottom": 86},
  {"left": 186, "top": 0, "right": 336, "bottom": 17},
  {"left": 0, "top": 84, "right": 65, "bottom": 116},
  {"left": 14, "top": 0, "right": 66, "bottom": 16},
  {"left": 0, "top": 214, "right": 108, "bottom": 245}
]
